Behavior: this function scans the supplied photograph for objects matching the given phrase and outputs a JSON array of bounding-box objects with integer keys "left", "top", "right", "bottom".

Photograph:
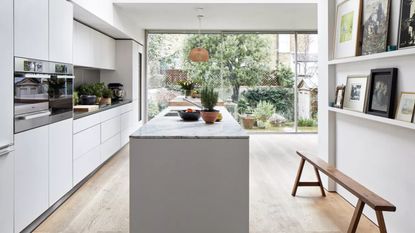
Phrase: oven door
[
  {"left": 49, "top": 75, "right": 74, "bottom": 124},
  {"left": 14, "top": 74, "right": 51, "bottom": 133}
]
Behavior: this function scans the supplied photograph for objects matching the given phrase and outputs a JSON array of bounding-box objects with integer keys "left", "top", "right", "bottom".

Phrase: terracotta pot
[
  {"left": 201, "top": 111, "right": 219, "bottom": 124},
  {"left": 242, "top": 116, "right": 255, "bottom": 129},
  {"left": 100, "top": 97, "right": 112, "bottom": 105}
]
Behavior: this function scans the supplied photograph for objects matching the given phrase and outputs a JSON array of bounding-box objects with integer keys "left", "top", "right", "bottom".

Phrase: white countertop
[{"left": 130, "top": 106, "right": 248, "bottom": 139}]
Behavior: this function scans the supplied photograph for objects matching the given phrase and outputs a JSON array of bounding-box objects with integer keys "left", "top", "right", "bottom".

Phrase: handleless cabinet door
[
  {"left": 14, "top": 0, "right": 49, "bottom": 60},
  {"left": 14, "top": 126, "right": 49, "bottom": 233},
  {"left": 49, "top": 0, "right": 73, "bottom": 63},
  {"left": 0, "top": 151, "right": 14, "bottom": 233},
  {"left": 49, "top": 119, "right": 73, "bottom": 206}
]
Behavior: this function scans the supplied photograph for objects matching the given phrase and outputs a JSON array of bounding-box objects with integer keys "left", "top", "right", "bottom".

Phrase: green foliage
[
  {"left": 183, "top": 34, "right": 272, "bottom": 102},
  {"left": 241, "top": 87, "right": 294, "bottom": 120},
  {"left": 253, "top": 101, "right": 275, "bottom": 122},
  {"left": 148, "top": 101, "right": 160, "bottom": 119},
  {"left": 275, "top": 63, "right": 295, "bottom": 87},
  {"left": 91, "top": 83, "right": 105, "bottom": 98},
  {"left": 77, "top": 82, "right": 107, "bottom": 98},
  {"left": 298, "top": 118, "right": 317, "bottom": 127},
  {"left": 177, "top": 80, "right": 196, "bottom": 90},
  {"left": 200, "top": 85, "right": 219, "bottom": 111},
  {"left": 102, "top": 87, "right": 113, "bottom": 99}
]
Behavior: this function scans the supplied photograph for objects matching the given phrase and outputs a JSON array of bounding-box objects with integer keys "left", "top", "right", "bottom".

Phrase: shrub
[
  {"left": 298, "top": 118, "right": 317, "bottom": 127},
  {"left": 241, "top": 87, "right": 294, "bottom": 120},
  {"left": 253, "top": 101, "right": 275, "bottom": 122}
]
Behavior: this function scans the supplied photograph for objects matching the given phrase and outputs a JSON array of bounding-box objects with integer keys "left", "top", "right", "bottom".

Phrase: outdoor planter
[{"left": 241, "top": 115, "right": 255, "bottom": 129}]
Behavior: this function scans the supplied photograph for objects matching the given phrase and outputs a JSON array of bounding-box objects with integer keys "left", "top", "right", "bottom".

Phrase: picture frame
[
  {"left": 334, "top": 0, "right": 363, "bottom": 59},
  {"left": 398, "top": 0, "right": 415, "bottom": 49},
  {"left": 367, "top": 68, "right": 398, "bottom": 118},
  {"left": 395, "top": 92, "right": 415, "bottom": 122},
  {"left": 343, "top": 75, "right": 369, "bottom": 112},
  {"left": 361, "top": 0, "right": 391, "bottom": 55},
  {"left": 334, "top": 85, "right": 346, "bottom": 108}
]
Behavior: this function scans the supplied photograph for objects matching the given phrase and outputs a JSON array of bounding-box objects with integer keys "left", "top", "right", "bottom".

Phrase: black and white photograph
[
  {"left": 334, "top": 85, "right": 346, "bottom": 108},
  {"left": 395, "top": 92, "right": 415, "bottom": 122},
  {"left": 367, "top": 68, "right": 398, "bottom": 118},
  {"left": 398, "top": 0, "right": 415, "bottom": 49},
  {"left": 362, "top": 0, "right": 391, "bottom": 55},
  {"left": 343, "top": 75, "right": 369, "bottom": 112}
]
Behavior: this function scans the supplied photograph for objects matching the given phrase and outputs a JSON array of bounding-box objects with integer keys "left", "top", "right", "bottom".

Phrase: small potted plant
[
  {"left": 92, "top": 82, "right": 105, "bottom": 104},
  {"left": 100, "top": 87, "right": 113, "bottom": 105},
  {"left": 77, "top": 84, "right": 96, "bottom": 105},
  {"left": 240, "top": 107, "right": 255, "bottom": 129},
  {"left": 253, "top": 101, "right": 275, "bottom": 129},
  {"left": 200, "top": 85, "right": 219, "bottom": 124},
  {"left": 178, "top": 80, "right": 196, "bottom": 97}
]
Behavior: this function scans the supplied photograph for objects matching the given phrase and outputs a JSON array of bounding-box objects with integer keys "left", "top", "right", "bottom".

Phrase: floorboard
[{"left": 34, "top": 135, "right": 379, "bottom": 233}]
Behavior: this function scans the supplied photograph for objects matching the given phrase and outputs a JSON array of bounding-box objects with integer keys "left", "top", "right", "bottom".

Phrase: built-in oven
[{"left": 14, "top": 57, "right": 74, "bottom": 133}]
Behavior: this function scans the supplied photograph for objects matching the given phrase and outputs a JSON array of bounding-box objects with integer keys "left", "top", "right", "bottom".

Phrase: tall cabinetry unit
[
  {"left": 14, "top": 0, "right": 73, "bottom": 63},
  {"left": 320, "top": 1, "right": 415, "bottom": 232},
  {"left": 0, "top": 0, "right": 14, "bottom": 232}
]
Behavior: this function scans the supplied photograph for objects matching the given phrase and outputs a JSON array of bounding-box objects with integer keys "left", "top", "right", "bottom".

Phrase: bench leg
[
  {"left": 347, "top": 199, "right": 365, "bottom": 233},
  {"left": 313, "top": 167, "right": 326, "bottom": 197},
  {"left": 376, "top": 211, "right": 387, "bottom": 233},
  {"left": 291, "top": 158, "right": 306, "bottom": 196}
]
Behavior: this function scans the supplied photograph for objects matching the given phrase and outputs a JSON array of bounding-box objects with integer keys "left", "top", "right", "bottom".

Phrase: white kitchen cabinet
[
  {"left": 73, "top": 146, "right": 101, "bottom": 185},
  {"left": 0, "top": 151, "right": 14, "bottom": 233},
  {"left": 49, "top": 0, "right": 73, "bottom": 64},
  {"left": 73, "top": 21, "right": 115, "bottom": 69},
  {"left": 101, "top": 133, "right": 121, "bottom": 162},
  {"left": 14, "top": 0, "right": 49, "bottom": 60},
  {"left": 49, "top": 119, "right": 73, "bottom": 206},
  {"left": 15, "top": 126, "right": 49, "bottom": 233},
  {"left": 101, "top": 116, "right": 121, "bottom": 143},
  {"left": 121, "top": 110, "right": 134, "bottom": 146},
  {"left": 73, "top": 124, "right": 101, "bottom": 160}
]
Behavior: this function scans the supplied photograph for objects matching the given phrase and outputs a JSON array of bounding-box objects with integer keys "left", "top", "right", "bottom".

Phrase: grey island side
[{"left": 129, "top": 107, "right": 249, "bottom": 233}]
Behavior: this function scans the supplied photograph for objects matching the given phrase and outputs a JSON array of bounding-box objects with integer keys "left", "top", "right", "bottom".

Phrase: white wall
[{"left": 321, "top": 0, "right": 415, "bottom": 232}]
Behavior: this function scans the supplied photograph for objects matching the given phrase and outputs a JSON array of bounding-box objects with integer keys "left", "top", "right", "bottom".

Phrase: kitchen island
[{"left": 130, "top": 107, "right": 249, "bottom": 233}]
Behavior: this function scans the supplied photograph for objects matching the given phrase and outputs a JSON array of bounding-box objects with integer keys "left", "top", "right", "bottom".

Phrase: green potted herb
[
  {"left": 92, "top": 82, "right": 105, "bottom": 104},
  {"left": 77, "top": 84, "right": 96, "bottom": 105},
  {"left": 100, "top": 87, "right": 113, "bottom": 105},
  {"left": 200, "top": 85, "right": 219, "bottom": 124}
]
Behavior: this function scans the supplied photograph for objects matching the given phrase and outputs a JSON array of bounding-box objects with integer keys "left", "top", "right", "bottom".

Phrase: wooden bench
[{"left": 292, "top": 151, "right": 396, "bottom": 233}]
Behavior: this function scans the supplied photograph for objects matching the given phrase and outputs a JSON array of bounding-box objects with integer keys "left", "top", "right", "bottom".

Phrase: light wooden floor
[{"left": 34, "top": 135, "right": 379, "bottom": 233}]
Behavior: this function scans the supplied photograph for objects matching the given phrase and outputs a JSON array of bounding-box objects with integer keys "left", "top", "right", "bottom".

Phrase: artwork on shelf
[
  {"left": 334, "top": 0, "right": 363, "bottom": 59},
  {"left": 361, "top": 0, "right": 391, "bottom": 55},
  {"left": 395, "top": 92, "right": 415, "bottom": 122},
  {"left": 398, "top": 0, "right": 415, "bottom": 49},
  {"left": 334, "top": 85, "right": 346, "bottom": 108},
  {"left": 367, "top": 68, "right": 398, "bottom": 118},
  {"left": 343, "top": 75, "right": 369, "bottom": 112}
]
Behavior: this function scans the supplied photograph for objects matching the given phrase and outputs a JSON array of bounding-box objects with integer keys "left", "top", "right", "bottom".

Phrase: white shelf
[
  {"left": 328, "top": 48, "right": 415, "bottom": 65},
  {"left": 328, "top": 107, "right": 415, "bottom": 130}
]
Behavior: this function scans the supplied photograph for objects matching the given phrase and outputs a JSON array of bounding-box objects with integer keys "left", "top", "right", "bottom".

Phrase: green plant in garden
[
  {"left": 241, "top": 87, "right": 294, "bottom": 120},
  {"left": 183, "top": 34, "right": 271, "bottom": 102},
  {"left": 275, "top": 63, "right": 295, "bottom": 87},
  {"left": 253, "top": 101, "right": 275, "bottom": 122},
  {"left": 200, "top": 85, "right": 219, "bottom": 111},
  {"left": 177, "top": 80, "right": 196, "bottom": 90},
  {"left": 298, "top": 118, "right": 317, "bottom": 127}
]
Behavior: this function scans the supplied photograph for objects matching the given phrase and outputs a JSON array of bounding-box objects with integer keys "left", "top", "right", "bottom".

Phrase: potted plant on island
[{"left": 200, "top": 85, "right": 219, "bottom": 124}]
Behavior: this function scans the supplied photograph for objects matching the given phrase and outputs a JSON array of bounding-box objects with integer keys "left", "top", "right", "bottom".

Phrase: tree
[{"left": 183, "top": 34, "right": 271, "bottom": 102}]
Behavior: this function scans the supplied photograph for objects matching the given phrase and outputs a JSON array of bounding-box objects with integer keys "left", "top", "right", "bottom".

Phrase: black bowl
[{"left": 178, "top": 110, "right": 201, "bottom": 121}]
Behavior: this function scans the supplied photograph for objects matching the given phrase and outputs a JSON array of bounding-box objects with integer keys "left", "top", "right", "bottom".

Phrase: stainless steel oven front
[{"left": 14, "top": 57, "right": 74, "bottom": 133}]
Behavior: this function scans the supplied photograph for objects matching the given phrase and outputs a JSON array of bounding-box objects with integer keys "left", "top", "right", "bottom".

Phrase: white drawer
[
  {"left": 73, "top": 124, "right": 101, "bottom": 160},
  {"left": 119, "top": 103, "right": 133, "bottom": 114},
  {"left": 101, "top": 116, "right": 121, "bottom": 143},
  {"left": 73, "top": 113, "right": 101, "bottom": 134},
  {"left": 121, "top": 128, "right": 130, "bottom": 147},
  {"left": 101, "top": 133, "right": 120, "bottom": 162},
  {"left": 120, "top": 110, "right": 133, "bottom": 131},
  {"left": 100, "top": 107, "right": 120, "bottom": 122},
  {"left": 73, "top": 146, "right": 101, "bottom": 185}
]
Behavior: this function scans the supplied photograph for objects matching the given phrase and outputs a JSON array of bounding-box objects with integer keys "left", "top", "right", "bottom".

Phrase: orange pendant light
[{"left": 189, "top": 9, "right": 209, "bottom": 62}]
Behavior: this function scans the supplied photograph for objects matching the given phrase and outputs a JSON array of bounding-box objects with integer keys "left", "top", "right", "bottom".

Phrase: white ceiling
[{"left": 114, "top": 3, "right": 318, "bottom": 31}]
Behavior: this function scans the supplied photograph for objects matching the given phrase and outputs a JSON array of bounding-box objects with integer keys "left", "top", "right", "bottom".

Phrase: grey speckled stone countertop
[
  {"left": 73, "top": 99, "right": 133, "bottom": 120},
  {"left": 130, "top": 106, "right": 248, "bottom": 139}
]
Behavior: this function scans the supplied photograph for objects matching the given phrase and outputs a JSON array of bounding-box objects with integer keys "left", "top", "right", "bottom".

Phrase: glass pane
[{"left": 296, "top": 34, "right": 318, "bottom": 132}]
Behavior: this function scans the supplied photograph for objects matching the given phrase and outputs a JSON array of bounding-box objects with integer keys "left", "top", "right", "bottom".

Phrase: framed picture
[
  {"left": 367, "top": 68, "right": 398, "bottom": 118},
  {"left": 395, "top": 92, "right": 415, "bottom": 122},
  {"left": 398, "top": 0, "right": 415, "bottom": 49},
  {"left": 334, "top": 85, "right": 346, "bottom": 108},
  {"left": 361, "top": 0, "right": 391, "bottom": 55},
  {"left": 343, "top": 75, "right": 369, "bottom": 112},
  {"left": 334, "top": 0, "right": 363, "bottom": 59}
]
